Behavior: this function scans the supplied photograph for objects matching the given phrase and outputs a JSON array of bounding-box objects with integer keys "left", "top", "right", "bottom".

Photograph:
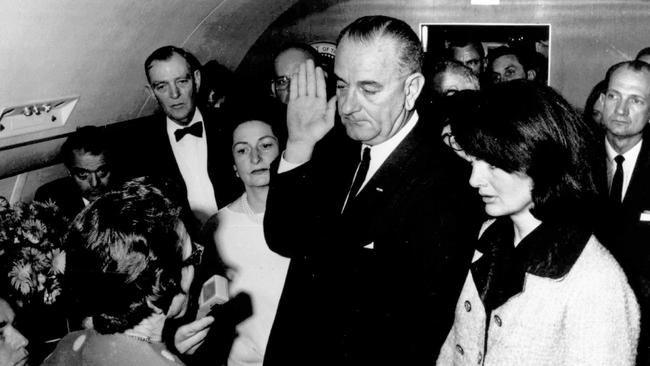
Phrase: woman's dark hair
[
  {"left": 450, "top": 80, "right": 600, "bottom": 222},
  {"left": 64, "top": 177, "right": 184, "bottom": 334},
  {"left": 583, "top": 79, "right": 607, "bottom": 129},
  {"left": 221, "top": 95, "right": 287, "bottom": 152}
]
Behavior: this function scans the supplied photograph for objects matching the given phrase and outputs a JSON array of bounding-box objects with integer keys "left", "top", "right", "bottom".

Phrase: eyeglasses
[
  {"left": 271, "top": 76, "right": 291, "bottom": 91},
  {"left": 182, "top": 242, "right": 204, "bottom": 267},
  {"left": 442, "top": 132, "right": 464, "bottom": 152}
]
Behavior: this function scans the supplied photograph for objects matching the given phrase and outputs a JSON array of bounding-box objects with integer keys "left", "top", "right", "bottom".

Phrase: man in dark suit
[
  {"left": 263, "top": 16, "right": 480, "bottom": 365},
  {"left": 35, "top": 126, "right": 114, "bottom": 220},
  {"left": 137, "top": 46, "right": 242, "bottom": 363},
  {"left": 597, "top": 60, "right": 650, "bottom": 365},
  {"left": 139, "top": 45, "right": 240, "bottom": 229}
]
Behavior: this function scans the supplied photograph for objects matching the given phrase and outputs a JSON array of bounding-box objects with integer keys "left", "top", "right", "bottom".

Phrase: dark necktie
[
  {"left": 610, "top": 154, "right": 625, "bottom": 204},
  {"left": 346, "top": 147, "right": 371, "bottom": 207},
  {"left": 174, "top": 121, "right": 203, "bottom": 142}
]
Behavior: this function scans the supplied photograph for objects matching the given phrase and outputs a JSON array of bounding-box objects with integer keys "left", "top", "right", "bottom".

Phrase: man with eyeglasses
[
  {"left": 35, "top": 126, "right": 114, "bottom": 220},
  {"left": 271, "top": 43, "right": 323, "bottom": 105}
]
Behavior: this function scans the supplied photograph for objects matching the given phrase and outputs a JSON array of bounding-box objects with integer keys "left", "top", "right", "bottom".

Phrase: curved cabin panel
[{"left": 2, "top": 0, "right": 650, "bottom": 201}]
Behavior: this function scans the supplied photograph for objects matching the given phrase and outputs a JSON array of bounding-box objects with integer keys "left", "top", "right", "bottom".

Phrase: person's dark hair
[
  {"left": 447, "top": 39, "right": 485, "bottom": 60},
  {"left": 144, "top": 45, "right": 201, "bottom": 83},
  {"left": 487, "top": 45, "right": 532, "bottom": 72},
  {"left": 61, "top": 126, "right": 112, "bottom": 168},
  {"left": 450, "top": 80, "right": 599, "bottom": 222},
  {"left": 604, "top": 60, "right": 650, "bottom": 85},
  {"left": 635, "top": 47, "right": 650, "bottom": 61},
  {"left": 63, "top": 177, "right": 184, "bottom": 334},
  {"left": 583, "top": 79, "right": 607, "bottom": 128},
  {"left": 337, "top": 15, "right": 423, "bottom": 74},
  {"left": 198, "top": 59, "right": 234, "bottom": 110},
  {"left": 221, "top": 96, "right": 287, "bottom": 152}
]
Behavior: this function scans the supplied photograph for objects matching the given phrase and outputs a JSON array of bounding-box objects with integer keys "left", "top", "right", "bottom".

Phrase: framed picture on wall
[{"left": 420, "top": 23, "right": 551, "bottom": 86}]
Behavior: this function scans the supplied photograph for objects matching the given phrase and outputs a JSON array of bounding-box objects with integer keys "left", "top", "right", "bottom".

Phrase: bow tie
[{"left": 174, "top": 122, "right": 203, "bottom": 142}]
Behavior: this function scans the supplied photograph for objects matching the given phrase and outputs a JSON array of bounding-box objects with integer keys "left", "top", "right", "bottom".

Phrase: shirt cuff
[{"left": 278, "top": 151, "right": 306, "bottom": 173}]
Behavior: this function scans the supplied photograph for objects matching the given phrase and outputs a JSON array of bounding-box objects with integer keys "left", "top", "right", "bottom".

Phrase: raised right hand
[{"left": 284, "top": 59, "right": 337, "bottom": 164}]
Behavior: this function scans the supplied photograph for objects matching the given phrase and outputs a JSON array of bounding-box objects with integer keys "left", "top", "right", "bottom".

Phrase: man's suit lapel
[
  {"left": 342, "top": 120, "right": 427, "bottom": 242},
  {"left": 623, "top": 132, "right": 650, "bottom": 210},
  {"left": 156, "top": 115, "right": 185, "bottom": 187}
]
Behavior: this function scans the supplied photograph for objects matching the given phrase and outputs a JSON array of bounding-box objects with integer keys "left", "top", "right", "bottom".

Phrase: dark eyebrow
[
  {"left": 259, "top": 135, "right": 278, "bottom": 141},
  {"left": 232, "top": 141, "right": 250, "bottom": 148}
]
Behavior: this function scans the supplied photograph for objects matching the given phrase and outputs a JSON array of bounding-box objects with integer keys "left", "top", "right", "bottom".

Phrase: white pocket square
[
  {"left": 364, "top": 242, "right": 374, "bottom": 249},
  {"left": 640, "top": 210, "right": 650, "bottom": 222}
]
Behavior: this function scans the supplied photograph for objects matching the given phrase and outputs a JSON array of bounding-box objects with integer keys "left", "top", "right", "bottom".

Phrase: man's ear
[
  {"left": 145, "top": 84, "right": 155, "bottom": 98},
  {"left": 270, "top": 82, "right": 277, "bottom": 98},
  {"left": 526, "top": 69, "right": 537, "bottom": 81},
  {"left": 404, "top": 72, "right": 425, "bottom": 111},
  {"left": 193, "top": 69, "right": 201, "bottom": 92}
]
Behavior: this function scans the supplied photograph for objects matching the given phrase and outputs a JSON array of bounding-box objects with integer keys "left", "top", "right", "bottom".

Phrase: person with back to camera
[
  {"left": 201, "top": 100, "right": 289, "bottom": 366},
  {"left": 436, "top": 80, "right": 640, "bottom": 365},
  {"left": 42, "top": 178, "right": 209, "bottom": 366}
]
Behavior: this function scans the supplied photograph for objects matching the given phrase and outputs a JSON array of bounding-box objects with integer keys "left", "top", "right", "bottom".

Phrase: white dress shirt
[
  {"left": 605, "top": 138, "right": 643, "bottom": 201},
  {"left": 167, "top": 109, "right": 219, "bottom": 223},
  {"left": 279, "top": 111, "right": 419, "bottom": 182}
]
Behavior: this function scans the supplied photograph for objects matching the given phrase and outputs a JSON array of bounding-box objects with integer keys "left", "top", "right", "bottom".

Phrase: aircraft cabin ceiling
[{"left": 2, "top": 0, "right": 650, "bottom": 179}]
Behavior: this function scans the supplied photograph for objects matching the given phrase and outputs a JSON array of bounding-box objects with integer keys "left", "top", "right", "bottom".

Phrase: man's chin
[{"left": 345, "top": 124, "right": 376, "bottom": 142}]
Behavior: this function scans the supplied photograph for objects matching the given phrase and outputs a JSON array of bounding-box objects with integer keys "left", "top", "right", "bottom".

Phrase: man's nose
[
  {"left": 87, "top": 173, "right": 98, "bottom": 187},
  {"left": 339, "top": 88, "right": 360, "bottom": 115},
  {"left": 5, "top": 326, "right": 28, "bottom": 349},
  {"left": 169, "top": 84, "right": 181, "bottom": 99},
  {"left": 615, "top": 99, "right": 629, "bottom": 116}
]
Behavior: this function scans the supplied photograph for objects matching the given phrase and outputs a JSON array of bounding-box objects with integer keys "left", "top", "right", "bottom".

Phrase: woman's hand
[{"left": 174, "top": 316, "right": 214, "bottom": 355}]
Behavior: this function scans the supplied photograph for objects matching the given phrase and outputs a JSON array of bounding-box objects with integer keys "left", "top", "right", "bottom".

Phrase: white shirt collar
[
  {"left": 605, "top": 137, "right": 643, "bottom": 200},
  {"left": 606, "top": 137, "right": 642, "bottom": 164},
  {"left": 355, "top": 111, "right": 419, "bottom": 190},
  {"left": 363, "top": 110, "right": 419, "bottom": 173},
  {"left": 166, "top": 108, "right": 204, "bottom": 135}
]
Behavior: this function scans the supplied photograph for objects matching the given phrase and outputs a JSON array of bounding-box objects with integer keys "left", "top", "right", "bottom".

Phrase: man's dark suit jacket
[
  {"left": 263, "top": 117, "right": 482, "bottom": 365},
  {"left": 121, "top": 109, "right": 241, "bottom": 234},
  {"left": 34, "top": 177, "right": 85, "bottom": 221},
  {"left": 596, "top": 130, "right": 650, "bottom": 366}
]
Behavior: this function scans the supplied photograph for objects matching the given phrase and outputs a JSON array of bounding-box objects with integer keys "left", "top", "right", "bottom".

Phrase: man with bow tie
[
  {"left": 125, "top": 45, "right": 243, "bottom": 365},
  {"left": 139, "top": 45, "right": 239, "bottom": 228}
]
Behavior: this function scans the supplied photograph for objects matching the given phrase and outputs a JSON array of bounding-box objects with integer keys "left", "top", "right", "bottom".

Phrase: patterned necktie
[
  {"left": 610, "top": 154, "right": 625, "bottom": 204},
  {"left": 174, "top": 121, "right": 203, "bottom": 142}
]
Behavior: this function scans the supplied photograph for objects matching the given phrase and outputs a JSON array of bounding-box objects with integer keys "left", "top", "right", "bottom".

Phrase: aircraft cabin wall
[{"left": 1, "top": 0, "right": 648, "bottom": 203}]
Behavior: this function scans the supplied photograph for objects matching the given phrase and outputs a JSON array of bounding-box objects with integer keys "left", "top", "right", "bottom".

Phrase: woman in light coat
[{"left": 437, "top": 81, "right": 639, "bottom": 366}]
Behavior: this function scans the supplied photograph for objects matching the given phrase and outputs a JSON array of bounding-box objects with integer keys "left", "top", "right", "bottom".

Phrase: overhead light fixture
[{"left": 0, "top": 96, "right": 79, "bottom": 139}]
